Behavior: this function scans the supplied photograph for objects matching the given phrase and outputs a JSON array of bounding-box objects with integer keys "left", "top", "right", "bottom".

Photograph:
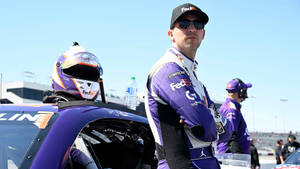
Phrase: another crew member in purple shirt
[{"left": 217, "top": 78, "right": 252, "bottom": 154}]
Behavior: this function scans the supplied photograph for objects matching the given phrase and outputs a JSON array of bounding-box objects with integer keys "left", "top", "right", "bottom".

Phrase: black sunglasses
[{"left": 177, "top": 19, "right": 205, "bottom": 30}]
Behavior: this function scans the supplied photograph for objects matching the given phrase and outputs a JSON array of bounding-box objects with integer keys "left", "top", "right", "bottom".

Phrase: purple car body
[{"left": 0, "top": 101, "right": 154, "bottom": 169}]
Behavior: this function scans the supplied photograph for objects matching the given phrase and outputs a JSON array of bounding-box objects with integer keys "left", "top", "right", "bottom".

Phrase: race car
[{"left": 0, "top": 101, "right": 156, "bottom": 169}]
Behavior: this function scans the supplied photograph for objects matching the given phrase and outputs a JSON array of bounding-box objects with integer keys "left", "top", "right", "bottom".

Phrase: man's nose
[{"left": 187, "top": 22, "right": 197, "bottom": 32}]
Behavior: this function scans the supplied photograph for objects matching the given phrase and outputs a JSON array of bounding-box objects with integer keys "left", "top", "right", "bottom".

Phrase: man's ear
[
  {"left": 202, "top": 29, "right": 206, "bottom": 40},
  {"left": 168, "top": 30, "right": 175, "bottom": 42}
]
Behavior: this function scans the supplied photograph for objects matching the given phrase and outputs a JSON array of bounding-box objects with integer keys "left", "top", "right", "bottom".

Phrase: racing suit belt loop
[{"left": 189, "top": 146, "right": 214, "bottom": 160}]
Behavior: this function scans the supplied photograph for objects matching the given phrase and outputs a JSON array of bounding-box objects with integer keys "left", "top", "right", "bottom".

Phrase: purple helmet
[{"left": 52, "top": 43, "right": 103, "bottom": 100}]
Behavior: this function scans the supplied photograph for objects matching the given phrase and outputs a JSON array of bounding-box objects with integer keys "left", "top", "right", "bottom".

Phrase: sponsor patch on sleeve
[
  {"left": 168, "top": 71, "right": 186, "bottom": 79},
  {"left": 216, "top": 122, "right": 225, "bottom": 134},
  {"left": 226, "top": 112, "right": 236, "bottom": 119},
  {"left": 228, "top": 102, "right": 236, "bottom": 110}
]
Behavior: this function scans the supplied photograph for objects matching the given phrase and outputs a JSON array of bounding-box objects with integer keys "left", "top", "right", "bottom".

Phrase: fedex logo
[
  {"left": 170, "top": 78, "right": 191, "bottom": 91},
  {"left": 181, "top": 7, "right": 196, "bottom": 12},
  {"left": 227, "top": 83, "right": 232, "bottom": 88}
]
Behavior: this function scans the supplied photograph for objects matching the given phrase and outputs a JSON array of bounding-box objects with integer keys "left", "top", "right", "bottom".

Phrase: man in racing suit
[
  {"left": 145, "top": 3, "right": 232, "bottom": 169},
  {"left": 217, "top": 78, "right": 252, "bottom": 154}
]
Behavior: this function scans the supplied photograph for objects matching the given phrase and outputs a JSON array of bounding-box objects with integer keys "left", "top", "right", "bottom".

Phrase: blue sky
[{"left": 0, "top": 0, "right": 299, "bottom": 133}]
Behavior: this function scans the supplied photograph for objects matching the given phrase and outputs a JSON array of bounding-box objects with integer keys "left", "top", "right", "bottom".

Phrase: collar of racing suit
[
  {"left": 169, "top": 47, "right": 198, "bottom": 75},
  {"left": 168, "top": 47, "right": 209, "bottom": 107}
]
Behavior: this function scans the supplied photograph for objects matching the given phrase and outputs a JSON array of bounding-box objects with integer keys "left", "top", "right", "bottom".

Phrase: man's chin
[{"left": 184, "top": 43, "right": 200, "bottom": 50}]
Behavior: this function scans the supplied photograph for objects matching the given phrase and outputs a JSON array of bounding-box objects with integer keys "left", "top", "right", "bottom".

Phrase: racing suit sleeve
[
  {"left": 203, "top": 86, "right": 232, "bottom": 142},
  {"left": 151, "top": 62, "right": 217, "bottom": 142}
]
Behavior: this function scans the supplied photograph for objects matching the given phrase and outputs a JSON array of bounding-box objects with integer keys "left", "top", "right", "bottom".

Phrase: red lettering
[{"left": 184, "top": 79, "right": 191, "bottom": 86}]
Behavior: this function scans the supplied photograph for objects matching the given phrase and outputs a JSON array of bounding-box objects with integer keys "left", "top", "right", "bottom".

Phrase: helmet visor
[{"left": 60, "top": 52, "right": 103, "bottom": 76}]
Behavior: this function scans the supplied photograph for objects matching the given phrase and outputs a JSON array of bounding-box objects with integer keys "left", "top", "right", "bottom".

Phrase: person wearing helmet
[
  {"left": 217, "top": 78, "right": 252, "bottom": 154},
  {"left": 44, "top": 42, "right": 103, "bottom": 103},
  {"left": 44, "top": 42, "right": 102, "bottom": 169}
]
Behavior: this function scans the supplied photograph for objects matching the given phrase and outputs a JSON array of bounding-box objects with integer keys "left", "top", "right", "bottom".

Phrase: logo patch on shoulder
[
  {"left": 168, "top": 71, "right": 185, "bottom": 79},
  {"left": 226, "top": 112, "right": 236, "bottom": 119},
  {"left": 228, "top": 102, "right": 236, "bottom": 110}
]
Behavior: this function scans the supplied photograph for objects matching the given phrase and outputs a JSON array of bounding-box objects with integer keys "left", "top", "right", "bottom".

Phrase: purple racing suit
[
  {"left": 145, "top": 47, "right": 232, "bottom": 169},
  {"left": 217, "top": 98, "right": 250, "bottom": 154}
]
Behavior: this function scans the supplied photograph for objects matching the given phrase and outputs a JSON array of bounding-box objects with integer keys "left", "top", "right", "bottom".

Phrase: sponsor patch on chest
[{"left": 170, "top": 78, "right": 191, "bottom": 91}]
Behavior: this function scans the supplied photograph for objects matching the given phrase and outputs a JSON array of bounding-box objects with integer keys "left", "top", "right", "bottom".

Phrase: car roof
[
  {"left": 0, "top": 101, "right": 149, "bottom": 169},
  {"left": 30, "top": 101, "right": 148, "bottom": 169},
  {"left": 0, "top": 103, "right": 58, "bottom": 112}
]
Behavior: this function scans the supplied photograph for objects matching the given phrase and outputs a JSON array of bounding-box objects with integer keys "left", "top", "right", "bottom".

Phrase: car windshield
[
  {"left": 0, "top": 111, "right": 55, "bottom": 169},
  {"left": 285, "top": 151, "right": 300, "bottom": 164}
]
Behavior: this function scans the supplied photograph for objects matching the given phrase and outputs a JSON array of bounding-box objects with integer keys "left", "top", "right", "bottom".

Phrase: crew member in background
[
  {"left": 275, "top": 139, "right": 284, "bottom": 164},
  {"left": 250, "top": 138, "right": 260, "bottom": 169},
  {"left": 145, "top": 3, "right": 232, "bottom": 169},
  {"left": 281, "top": 134, "right": 300, "bottom": 161},
  {"left": 217, "top": 78, "right": 252, "bottom": 154}
]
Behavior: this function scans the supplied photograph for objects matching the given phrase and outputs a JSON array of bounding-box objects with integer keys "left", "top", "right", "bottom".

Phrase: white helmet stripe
[{"left": 52, "top": 65, "right": 65, "bottom": 89}]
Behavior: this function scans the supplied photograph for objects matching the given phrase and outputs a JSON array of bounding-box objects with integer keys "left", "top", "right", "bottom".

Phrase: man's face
[
  {"left": 168, "top": 14, "right": 205, "bottom": 52},
  {"left": 230, "top": 92, "right": 244, "bottom": 103}
]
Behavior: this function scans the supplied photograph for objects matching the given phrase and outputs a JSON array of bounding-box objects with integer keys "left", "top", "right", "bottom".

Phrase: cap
[
  {"left": 226, "top": 79, "right": 252, "bottom": 93},
  {"left": 170, "top": 3, "right": 209, "bottom": 29},
  {"left": 289, "top": 135, "right": 296, "bottom": 140}
]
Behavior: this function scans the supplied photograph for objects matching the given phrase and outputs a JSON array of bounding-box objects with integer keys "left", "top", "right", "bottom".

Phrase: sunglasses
[{"left": 177, "top": 19, "right": 205, "bottom": 30}]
